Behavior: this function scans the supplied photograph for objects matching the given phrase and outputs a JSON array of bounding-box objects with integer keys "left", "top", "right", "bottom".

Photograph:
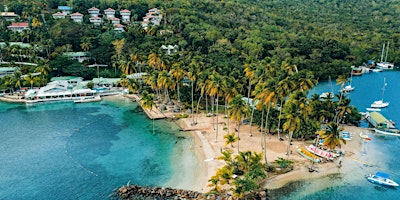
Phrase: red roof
[
  {"left": 70, "top": 12, "right": 83, "bottom": 16},
  {"left": 109, "top": 17, "right": 120, "bottom": 21},
  {"left": 88, "top": 7, "right": 99, "bottom": 11},
  {"left": 105, "top": 8, "right": 115, "bottom": 12},
  {"left": 120, "top": 9, "right": 130, "bottom": 13},
  {"left": 114, "top": 24, "right": 124, "bottom": 27},
  {"left": 10, "top": 22, "right": 29, "bottom": 27}
]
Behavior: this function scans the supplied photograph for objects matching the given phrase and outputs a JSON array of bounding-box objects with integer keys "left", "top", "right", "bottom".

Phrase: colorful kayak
[{"left": 297, "top": 146, "right": 322, "bottom": 163}]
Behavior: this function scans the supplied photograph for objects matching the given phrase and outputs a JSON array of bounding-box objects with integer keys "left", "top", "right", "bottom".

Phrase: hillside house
[
  {"left": 88, "top": 7, "right": 100, "bottom": 17},
  {"left": 114, "top": 24, "right": 124, "bottom": 32},
  {"left": 70, "top": 12, "right": 84, "bottom": 23},
  {"left": 0, "top": 12, "right": 19, "bottom": 21},
  {"left": 104, "top": 8, "right": 115, "bottom": 18},
  {"left": 58, "top": 6, "right": 72, "bottom": 15},
  {"left": 7, "top": 22, "right": 29, "bottom": 32},
  {"left": 120, "top": 9, "right": 131, "bottom": 23},
  {"left": 52, "top": 12, "right": 66, "bottom": 19},
  {"left": 89, "top": 16, "right": 102, "bottom": 25}
]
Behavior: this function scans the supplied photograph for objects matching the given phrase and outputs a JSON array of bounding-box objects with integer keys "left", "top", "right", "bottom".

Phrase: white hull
[
  {"left": 374, "top": 128, "right": 400, "bottom": 136},
  {"left": 367, "top": 174, "right": 399, "bottom": 187},
  {"left": 371, "top": 100, "right": 389, "bottom": 108},
  {"left": 376, "top": 62, "right": 394, "bottom": 70},
  {"left": 340, "top": 85, "right": 354, "bottom": 92},
  {"left": 366, "top": 108, "right": 381, "bottom": 112}
]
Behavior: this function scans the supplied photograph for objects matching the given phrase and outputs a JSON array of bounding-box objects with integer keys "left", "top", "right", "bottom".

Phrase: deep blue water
[
  {"left": 0, "top": 97, "right": 193, "bottom": 199},
  {"left": 272, "top": 70, "right": 400, "bottom": 199}
]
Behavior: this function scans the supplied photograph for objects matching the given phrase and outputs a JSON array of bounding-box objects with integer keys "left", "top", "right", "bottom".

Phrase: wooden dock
[{"left": 124, "top": 94, "right": 166, "bottom": 120}]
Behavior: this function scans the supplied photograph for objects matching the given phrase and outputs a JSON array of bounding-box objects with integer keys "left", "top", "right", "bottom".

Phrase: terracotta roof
[
  {"left": 120, "top": 9, "right": 131, "bottom": 13},
  {"left": 109, "top": 17, "right": 120, "bottom": 21},
  {"left": 104, "top": 8, "right": 115, "bottom": 11},
  {"left": 70, "top": 12, "right": 83, "bottom": 16},
  {"left": 114, "top": 24, "right": 124, "bottom": 27},
  {"left": 88, "top": 7, "right": 99, "bottom": 11},
  {"left": 9, "top": 22, "right": 29, "bottom": 27}
]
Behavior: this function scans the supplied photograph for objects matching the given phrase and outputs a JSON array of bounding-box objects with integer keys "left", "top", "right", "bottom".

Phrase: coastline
[
  {"left": 162, "top": 109, "right": 368, "bottom": 193},
  {"left": 0, "top": 93, "right": 370, "bottom": 195}
]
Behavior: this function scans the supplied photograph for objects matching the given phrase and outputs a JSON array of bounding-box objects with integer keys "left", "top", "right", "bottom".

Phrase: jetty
[
  {"left": 364, "top": 111, "right": 396, "bottom": 129},
  {"left": 125, "top": 94, "right": 166, "bottom": 120}
]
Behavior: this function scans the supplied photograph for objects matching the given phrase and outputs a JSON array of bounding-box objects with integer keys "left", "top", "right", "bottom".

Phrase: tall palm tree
[
  {"left": 140, "top": 91, "right": 156, "bottom": 134},
  {"left": 24, "top": 73, "right": 39, "bottom": 89},
  {"left": 321, "top": 122, "right": 346, "bottom": 149},
  {"left": 229, "top": 95, "right": 248, "bottom": 152},
  {"left": 170, "top": 62, "right": 186, "bottom": 109},
  {"left": 206, "top": 71, "right": 223, "bottom": 142},
  {"left": 281, "top": 95, "right": 302, "bottom": 160}
]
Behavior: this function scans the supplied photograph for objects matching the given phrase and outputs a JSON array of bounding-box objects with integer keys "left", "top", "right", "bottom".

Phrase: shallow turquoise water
[
  {"left": 0, "top": 96, "right": 192, "bottom": 199},
  {"left": 271, "top": 70, "right": 400, "bottom": 200}
]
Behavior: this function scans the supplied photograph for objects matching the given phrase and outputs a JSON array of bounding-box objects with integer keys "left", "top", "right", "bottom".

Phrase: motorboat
[
  {"left": 359, "top": 132, "right": 371, "bottom": 140},
  {"left": 366, "top": 172, "right": 399, "bottom": 187}
]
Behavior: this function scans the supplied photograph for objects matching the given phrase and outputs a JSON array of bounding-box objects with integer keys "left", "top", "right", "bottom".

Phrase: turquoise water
[
  {"left": 271, "top": 70, "right": 400, "bottom": 199},
  {"left": 0, "top": 96, "right": 194, "bottom": 199}
]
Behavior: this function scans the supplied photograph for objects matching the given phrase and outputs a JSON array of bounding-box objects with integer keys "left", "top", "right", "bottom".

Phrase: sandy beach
[{"left": 150, "top": 103, "right": 368, "bottom": 193}]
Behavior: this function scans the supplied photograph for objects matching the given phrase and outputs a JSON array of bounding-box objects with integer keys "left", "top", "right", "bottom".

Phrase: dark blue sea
[
  {"left": 271, "top": 70, "right": 400, "bottom": 199},
  {"left": 0, "top": 96, "right": 200, "bottom": 199}
]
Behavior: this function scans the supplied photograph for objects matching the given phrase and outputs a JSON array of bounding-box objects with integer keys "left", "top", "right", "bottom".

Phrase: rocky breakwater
[
  {"left": 115, "top": 185, "right": 204, "bottom": 199},
  {"left": 113, "top": 185, "right": 269, "bottom": 200}
]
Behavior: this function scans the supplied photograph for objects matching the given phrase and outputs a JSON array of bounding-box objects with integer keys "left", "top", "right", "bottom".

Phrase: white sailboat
[
  {"left": 320, "top": 76, "right": 334, "bottom": 99},
  {"left": 371, "top": 78, "right": 389, "bottom": 108},
  {"left": 376, "top": 42, "right": 395, "bottom": 70},
  {"left": 340, "top": 71, "right": 355, "bottom": 92}
]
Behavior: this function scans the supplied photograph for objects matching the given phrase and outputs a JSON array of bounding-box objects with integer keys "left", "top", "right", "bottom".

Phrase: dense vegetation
[{"left": 0, "top": 0, "right": 394, "bottom": 197}]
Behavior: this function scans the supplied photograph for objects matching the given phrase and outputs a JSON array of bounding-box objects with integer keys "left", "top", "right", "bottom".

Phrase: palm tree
[
  {"left": 224, "top": 133, "right": 237, "bottom": 148},
  {"left": 206, "top": 71, "right": 223, "bottom": 142},
  {"left": 281, "top": 95, "right": 302, "bottom": 160},
  {"left": 321, "top": 122, "right": 346, "bottom": 149},
  {"left": 140, "top": 91, "right": 156, "bottom": 134},
  {"left": 170, "top": 62, "right": 186, "bottom": 109},
  {"left": 229, "top": 95, "right": 248, "bottom": 152},
  {"left": 24, "top": 73, "right": 39, "bottom": 89}
]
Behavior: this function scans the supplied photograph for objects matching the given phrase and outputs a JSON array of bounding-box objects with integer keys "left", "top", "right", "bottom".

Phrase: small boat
[
  {"left": 371, "top": 78, "right": 389, "bottom": 108},
  {"left": 305, "top": 145, "right": 338, "bottom": 160},
  {"left": 376, "top": 42, "right": 395, "bottom": 70},
  {"left": 319, "top": 92, "right": 334, "bottom": 99},
  {"left": 74, "top": 96, "right": 102, "bottom": 103},
  {"left": 372, "top": 68, "right": 383, "bottom": 72},
  {"left": 366, "top": 172, "right": 399, "bottom": 187},
  {"left": 340, "top": 131, "right": 352, "bottom": 141},
  {"left": 366, "top": 108, "right": 381, "bottom": 112},
  {"left": 339, "top": 85, "right": 355, "bottom": 93},
  {"left": 374, "top": 128, "right": 400, "bottom": 136},
  {"left": 359, "top": 132, "right": 371, "bottom": 140},
  {"left": 296, "top": 147, "right": 322, "bottom": 163}
]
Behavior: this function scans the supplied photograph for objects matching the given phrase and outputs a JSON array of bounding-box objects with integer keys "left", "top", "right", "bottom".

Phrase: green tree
[{"left": 228, "top": 95, "right": 248, "bottom": 152}]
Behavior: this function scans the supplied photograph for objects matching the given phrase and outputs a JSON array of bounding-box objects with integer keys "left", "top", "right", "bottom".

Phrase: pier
[{"left": 124, "top": 94, "right": 166, "bottom": 120}]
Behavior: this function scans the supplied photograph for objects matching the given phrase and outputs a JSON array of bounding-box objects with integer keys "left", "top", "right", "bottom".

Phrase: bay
[
  {"left": 271, "top": 70, "right": 400, "bottom": 200},
  {"left": 0, "top": 96, "right": 197, "bottom": 199}
]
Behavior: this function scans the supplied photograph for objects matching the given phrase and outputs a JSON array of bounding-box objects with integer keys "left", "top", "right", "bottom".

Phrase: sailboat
[
  {"left": 320, "top": 76, "right": 334, "bottom": 98},
  {"left": 371, "top": 78, "right": 389, "bottom": 108},
  {"left": 340, "top": 71, "right": 355, "bottom": 92},
  {"left": 376, "top": 42, "right": 395, "bottom": 70}
]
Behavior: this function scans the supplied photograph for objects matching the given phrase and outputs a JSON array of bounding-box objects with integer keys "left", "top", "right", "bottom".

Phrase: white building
[
  {"left": 88, "top": 7, "right": 100, "bottom": 17},
  {"left": 52, "top": 12, "right": 66, "bottom": 19},
  {"left": 70, "top": 12, "right": 84, "bottom": 23},
  {"left": 7, "top": 22, "right": 29, "bottom": 32},
  {"left": 120, "top": 9, "right": 131, "bottom": 23},
  {"left": 89, "top": 16, "right": 102, "bottom": 25},
  {"left": 104, "top": 8, "right": 115, "bottom": 18}
]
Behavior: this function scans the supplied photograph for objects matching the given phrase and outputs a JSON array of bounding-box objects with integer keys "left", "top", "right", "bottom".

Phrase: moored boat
[
  {"left": 359, "top": 132, "right": 371, "bottom": 140},
  {"left": 305, "top": 145, "right": 338, "bottom": 160},
  {"left": 296, "top": 146, "right": 322, "bottom": 163},
  {"left": 371, "top": 78, "right": 389, "bottom": 108},
  {"left": 374, "top": 128, "right": 400, "bottom": 136},
  {"left": 366, "top": 108, "right": 381, "bottom": 112},
  {"left": 366, "top": 172, "right": 399, "bottom": 187}
]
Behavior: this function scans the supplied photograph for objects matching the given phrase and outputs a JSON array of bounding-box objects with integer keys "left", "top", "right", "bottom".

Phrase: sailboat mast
[
  {"left": 381, "top": 78, "right": 386, "bottom": 101},
  {"left": 380, "top": 43, "right": 385, "bottom": 62},
  {"left": 385, "top": 42, "right": 389, "bottom": 63}
]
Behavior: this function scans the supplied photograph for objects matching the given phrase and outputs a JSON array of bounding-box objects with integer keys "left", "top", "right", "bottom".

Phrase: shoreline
[
  {"left": 166, "top": 110, "right": 368, "bottom": 193},
  {"left": 0, "top": 94, "right": 369, "bottom": 195}
]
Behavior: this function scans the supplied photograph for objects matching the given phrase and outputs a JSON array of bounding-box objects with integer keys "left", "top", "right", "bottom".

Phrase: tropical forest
[{"left": 0, "top": 0, "right": 399, "bottom": 197}]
